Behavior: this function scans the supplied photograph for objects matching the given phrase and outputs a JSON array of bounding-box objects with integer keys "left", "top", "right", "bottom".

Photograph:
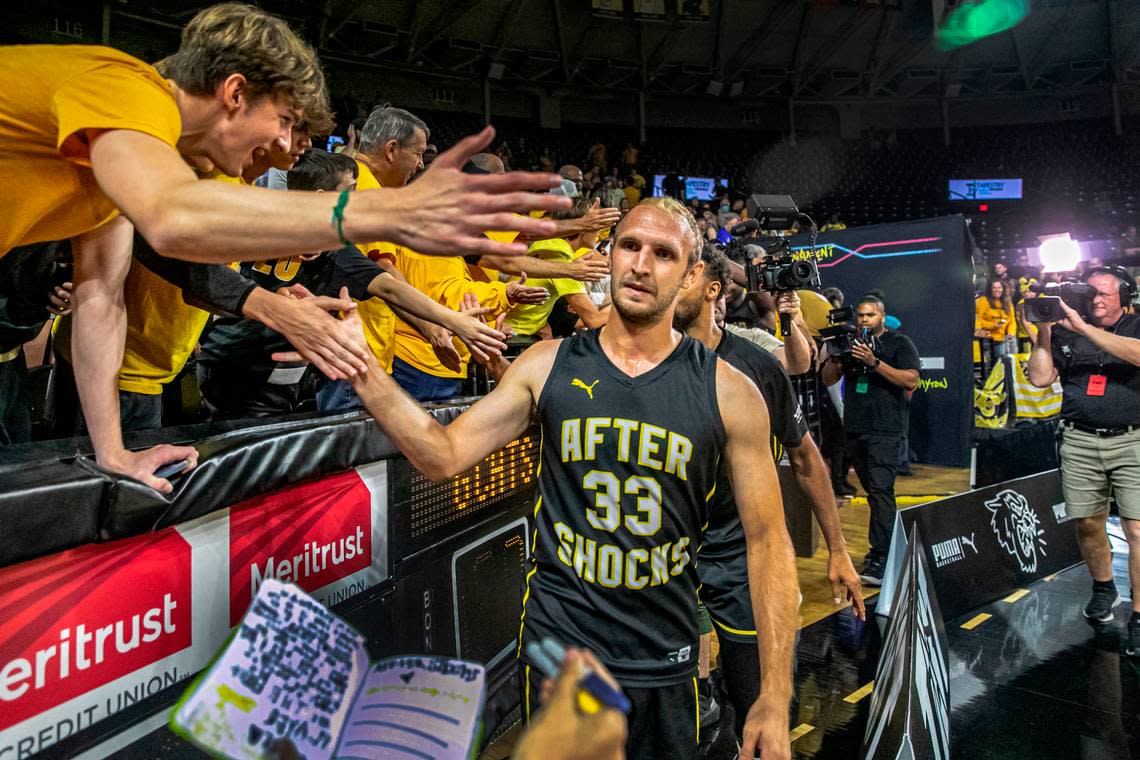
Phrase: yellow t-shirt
[
  {"left": 393, "top": 251, "right": 513, "bottom": 379},
  {"left": 506, "top": 241, "right": 589, "bottom": 336},
  {"left": 118, "top": 172, "right": 242, "bottom": 395},
  {"left": 975, "top": 296, "right": 1016, "bottom": 340},
  {"left": 796, "top": 289, "right": 834, "bottom": 338},
  {"left": 353, "top": 161, "right": 397, "bottom": 372},
  {"left": 623, "top": 186, "right": 641, "bottom": 206},
  {"left": 0, "top": 45, "right": 182, "bottom": 255}
]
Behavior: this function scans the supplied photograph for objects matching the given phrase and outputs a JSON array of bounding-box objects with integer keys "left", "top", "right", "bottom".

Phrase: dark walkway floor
[{"left": 703, "top": 517, "right": 1139, "bottom": 759}]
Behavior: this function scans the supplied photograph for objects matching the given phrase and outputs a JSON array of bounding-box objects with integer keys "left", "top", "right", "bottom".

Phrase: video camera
[
  {"left": 1024, "top": 280, "right": 1096, "bottom": 323},
  {"left": 721, "top": 194, "right": 822, "bottom": 296},
  {"left": 818, "top": 306, "right": 871, "bottom": 372}
]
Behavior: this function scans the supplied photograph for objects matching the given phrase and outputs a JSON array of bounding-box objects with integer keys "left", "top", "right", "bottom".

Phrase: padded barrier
[{"left": 0, "top": 401, "right": 470, "bottom": 568}]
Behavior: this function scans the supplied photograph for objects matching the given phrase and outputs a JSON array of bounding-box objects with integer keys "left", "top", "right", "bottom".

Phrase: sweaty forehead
[{"left": 616, "top": 206, "right": 693, "bottom": 254}]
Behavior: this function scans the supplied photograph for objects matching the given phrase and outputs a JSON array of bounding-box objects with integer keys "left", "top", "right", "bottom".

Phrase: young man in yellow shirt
[
  {"left": 505, "top": 200, "right": 609, "bottom": 346},
  {"left": 0, "top": 3, "right": 567, "bottom": 490}
]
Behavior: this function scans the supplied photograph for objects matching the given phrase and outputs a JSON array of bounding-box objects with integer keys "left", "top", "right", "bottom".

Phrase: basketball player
[
  {"left": 673, "top": 245, "right": 865, "bottom": 750},
  {"left": 344, "top": 197, "right": 797, "bottom": 760}
]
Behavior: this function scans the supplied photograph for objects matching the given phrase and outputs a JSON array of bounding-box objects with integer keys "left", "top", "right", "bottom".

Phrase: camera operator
[
  {"left": 821, "top": 295, "right": 919, "bottom": 585},
  {"left": 1027, "top": 266, "right": 1140, "bottom": 649}
]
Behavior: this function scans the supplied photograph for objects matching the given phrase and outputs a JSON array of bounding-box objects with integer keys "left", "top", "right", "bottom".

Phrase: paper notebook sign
[{"left": 171, "top": 579, "right": 485, "bottom": 760}]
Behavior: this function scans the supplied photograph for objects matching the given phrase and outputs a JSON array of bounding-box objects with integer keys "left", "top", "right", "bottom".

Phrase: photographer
[
  {"left": 821, "top": 295, "right": 919, "bottom": 585},
  {"left": 1027, "top": 266, "right": 1140, "bottom": 649}
]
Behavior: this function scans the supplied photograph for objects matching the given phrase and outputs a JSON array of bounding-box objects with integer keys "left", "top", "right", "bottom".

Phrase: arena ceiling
[{"left": 76, "top": 1, "right": 1140, "bottom": 100}]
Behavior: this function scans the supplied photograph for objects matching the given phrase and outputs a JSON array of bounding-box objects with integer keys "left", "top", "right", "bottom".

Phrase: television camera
[
  {"left": 1024, "top": 281, "right": 1096, "bottom": 323},
  {"left": 818, "top": 306, "right": 873, "bottom": 373},
  {"left": 720, "top": 194, "right": 822, "bottom": 335}
]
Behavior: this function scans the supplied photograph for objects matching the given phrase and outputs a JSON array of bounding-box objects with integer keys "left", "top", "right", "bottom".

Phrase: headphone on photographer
[{"left": 1085, "top": 264, "right": 1137, "bottom": 306}]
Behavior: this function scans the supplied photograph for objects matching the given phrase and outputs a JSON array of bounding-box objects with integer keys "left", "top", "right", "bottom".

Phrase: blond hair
[
  {"left": 629, "top": 196, "right": 702, "bottom": 266},
  {"left": 157, "top": 3, "right": 331, "bottom": 130}
]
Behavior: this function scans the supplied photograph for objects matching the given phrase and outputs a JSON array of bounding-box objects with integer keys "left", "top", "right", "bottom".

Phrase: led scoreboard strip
[{"left": 389, "top": 429, "right": 541, "bottom": 560}]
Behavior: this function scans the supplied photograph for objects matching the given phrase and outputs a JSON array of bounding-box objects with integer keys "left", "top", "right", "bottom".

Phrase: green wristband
[{"left": 331, "top": 188, "right": 353, "bottom": 247}]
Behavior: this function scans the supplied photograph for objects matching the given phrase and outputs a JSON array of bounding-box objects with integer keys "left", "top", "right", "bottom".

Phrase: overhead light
[{"left": 1038, "top": 234, "right": 1081, "bottom": 273}]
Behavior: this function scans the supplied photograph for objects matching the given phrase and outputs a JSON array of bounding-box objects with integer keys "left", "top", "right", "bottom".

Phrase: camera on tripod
[
  {"left": 722, "top": 194, "right": 821, "bottom": 295},
  {"left": 1024, "top": 280, "right": 1096, "bottom": 323}
]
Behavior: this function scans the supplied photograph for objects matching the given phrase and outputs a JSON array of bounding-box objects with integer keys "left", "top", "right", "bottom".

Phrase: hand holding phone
[{"left": 154, "top": 459, "right": 192, "bottom": 480}]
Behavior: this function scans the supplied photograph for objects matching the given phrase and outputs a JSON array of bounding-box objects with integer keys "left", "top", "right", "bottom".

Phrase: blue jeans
[
  {"left": 316, "top": 378, "right": 363, "bottom": 412},
  {"left": 391, "top": 357, "right": 463, "bottom": 402}
]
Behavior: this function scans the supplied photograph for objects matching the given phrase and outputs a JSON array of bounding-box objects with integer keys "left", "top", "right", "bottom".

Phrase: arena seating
[{"left": 392, "top": 112, "right": 1140, "bottom": 259}]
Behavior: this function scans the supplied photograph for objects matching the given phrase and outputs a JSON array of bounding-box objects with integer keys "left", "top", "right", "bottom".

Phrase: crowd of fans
[
  {"left": 0, "top": 68, "right": 798, "bottom": 461},
  {"left": 3, "top": 1, "right": 1137, "bottom": 474}
]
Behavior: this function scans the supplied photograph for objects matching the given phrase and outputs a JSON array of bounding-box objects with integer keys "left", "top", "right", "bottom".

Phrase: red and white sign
[
  {"left": 0, "top": 461, "right": 389, "bottom": 758},
  {"left": 229, "top": 470, "right": 378, "bottom": 625},
  {"left": 0, "top": 529, "right": 192, "bottom": 732}
]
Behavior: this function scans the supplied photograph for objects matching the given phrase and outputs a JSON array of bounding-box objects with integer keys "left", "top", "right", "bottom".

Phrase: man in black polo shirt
[
  {"left": 1028, "top": 266, "right": 1140, "bottom": 650},
  {"left": 822, "top": 295, "right": 920, "bottom": 585}
]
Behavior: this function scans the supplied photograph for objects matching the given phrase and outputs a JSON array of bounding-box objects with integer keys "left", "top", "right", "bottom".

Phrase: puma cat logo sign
[{"left": 571, "top": 378, "right": 600, "bottom": 399}]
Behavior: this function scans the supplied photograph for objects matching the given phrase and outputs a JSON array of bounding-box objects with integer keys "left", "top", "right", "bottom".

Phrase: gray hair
[{"left": 358, "top": 106, "right": 429, "bottom": 155}]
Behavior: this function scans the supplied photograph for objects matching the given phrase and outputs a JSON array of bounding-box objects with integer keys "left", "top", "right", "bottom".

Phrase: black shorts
[
  {"left": 698, "top": 555, "right": 757, "bottom": 643},
  {"left": 717, "top": 635, "right": 761, "bottom": 745},
  {"left": 521, "top": 661, "right": 700, "bottom": 760}
]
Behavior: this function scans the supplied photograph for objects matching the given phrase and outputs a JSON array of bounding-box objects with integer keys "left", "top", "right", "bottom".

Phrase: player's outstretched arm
[
  {"left": 717, "top": 361, "right": 797, "bottom": 760},
  {"left": 89, "top": 127, "right": 569, "bottom": 263},
  {"left": 348, "top": 316, "right": 559, "bottom": 480}
]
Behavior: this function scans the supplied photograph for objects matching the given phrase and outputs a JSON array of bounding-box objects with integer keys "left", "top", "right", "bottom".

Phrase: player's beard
[
  {"left": 671, "top": 290, "right": 702, "bottom": 331},
  {"left": 612, "top": 275, "right": 684, "bottom": 327}
]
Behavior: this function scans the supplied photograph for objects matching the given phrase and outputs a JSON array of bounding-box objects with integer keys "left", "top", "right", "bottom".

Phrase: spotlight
[{"left": 1038, "top": 234, "right": 1081, "bottom": 273}]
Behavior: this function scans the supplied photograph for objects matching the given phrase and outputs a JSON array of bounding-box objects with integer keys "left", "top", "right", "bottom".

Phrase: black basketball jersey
[
  {"left": 520, "top": 329, "right": 726, "bottom": 687},
  {"left": 699, "top": 329, "right": 807, "bottom": 562}
]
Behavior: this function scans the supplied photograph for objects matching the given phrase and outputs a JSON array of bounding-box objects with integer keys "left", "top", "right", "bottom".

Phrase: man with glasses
[
  {"left": 1028, "top": 266, "right": 1140, "bottom": 650},
  {"left": 822, "top": 295, "right": 919, "bottom": 585}
]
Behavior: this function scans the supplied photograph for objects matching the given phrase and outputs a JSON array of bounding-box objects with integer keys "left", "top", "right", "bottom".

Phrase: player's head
[
  {"left": 609, "top": 197, "right": 701, "bottom": 327},
  {"left": 673, "top": 244, "right": 731, "bottom": 331},
  {"left": 287, "top": 149, "right": 357, "bottom": 192}
]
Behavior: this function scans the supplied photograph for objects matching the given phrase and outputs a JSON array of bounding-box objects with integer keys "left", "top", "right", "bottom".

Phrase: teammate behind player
[
  {"left": 342, "top": 197, "right": 798, "bottom": 760},
  {"left": 673, "top": 244, "right": 864, "bottom": 748}
]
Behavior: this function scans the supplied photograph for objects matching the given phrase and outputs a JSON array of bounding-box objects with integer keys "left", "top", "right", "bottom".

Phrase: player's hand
[
  {"left": 100, "top": 444, "right": 199, "bottom": 495},
  {"left": 507, "top": 273, "right": 550, "bottom": 305},
  {"left": 568, "top": 251, "right": 610, "bottom": 282},
  {"left": 516, "top": 648, "right": 627, "bottom": 760},
  {"left": 47, "top": 281, "right": 74, "bottom": 316},
  {"left": 775, "top": 290, "right": 801, "bottom": 317},
  {"left": 267, "top": 286, "right": 370, "bottom": 380},
  {"left": 851, "top": 341, "right": 877, "bottom": 366},
  {"left": 580, "top": 199, "right": 622, "bottom": 234},
  {"left": 379, "top": 126, "right": 569, "bottom": 258},
  {"left": 447, "top": 297, "right": 508, "bottom": 362},
  {"left": 739, "top": 695, "right": 791, "bottom": 760},
  {"left": 829, "top": 549, "right": 866, "bottom": 621}
]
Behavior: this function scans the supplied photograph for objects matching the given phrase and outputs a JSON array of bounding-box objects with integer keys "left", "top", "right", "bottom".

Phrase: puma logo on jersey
[{"left": 571, "top": 378, "right": 600, "bottom": 399}]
